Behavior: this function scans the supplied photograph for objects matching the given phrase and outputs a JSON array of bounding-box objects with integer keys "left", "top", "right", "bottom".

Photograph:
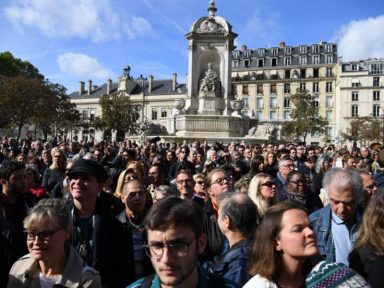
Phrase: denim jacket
[{"left": 309, "top": 205, "right": 335, "bottom": 263}]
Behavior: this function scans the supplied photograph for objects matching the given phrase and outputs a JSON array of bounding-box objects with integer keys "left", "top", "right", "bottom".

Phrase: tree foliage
[
  {"left": 281, "top": 89, "right": 328, "bottom": 143},
  {"left": 99, "top": 91, "right": 141, "bottom": 134},
  {"left": 0, "top": 51, "right": 80, "bottom": 139},
  {"left": 340, "top": 117, "right": 382, "bottom": 145}
]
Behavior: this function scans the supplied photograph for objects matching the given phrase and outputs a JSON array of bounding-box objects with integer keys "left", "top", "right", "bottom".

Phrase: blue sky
[{"left": 1, "top": 0, "right": 384, "bottom": 94}]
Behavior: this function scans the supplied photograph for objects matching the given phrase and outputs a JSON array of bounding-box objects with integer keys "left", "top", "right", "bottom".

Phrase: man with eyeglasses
[
  {"left": 175, "top": 170, "right": 204, "bottom": 206},
  {"left": 128, "top": 197, "right": 239, "bottom": 288},
  {"left": 117, "top": 179, "right": 154, "bottom": 284},
  {"left": 0, "top": 160, "right": 36, "bottom": 285},
  {"left": 359, "top": 171, "right": 377, "bottom": 208},
  {"left": 275, "top": 157, "right": 295, "bottom": 202},
  {"left": 67, "top": 159, "right": 126, "bottom": 287}
]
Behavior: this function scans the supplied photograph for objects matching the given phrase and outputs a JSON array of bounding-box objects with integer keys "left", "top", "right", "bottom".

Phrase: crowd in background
[{"left": 1, "top": 136, "right": 383, "bottom": 287}]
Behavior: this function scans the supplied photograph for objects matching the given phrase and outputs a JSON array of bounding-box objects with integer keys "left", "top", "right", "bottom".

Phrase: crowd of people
[{"left": 0, "top": 136, "right": 383, "bottom": 287}]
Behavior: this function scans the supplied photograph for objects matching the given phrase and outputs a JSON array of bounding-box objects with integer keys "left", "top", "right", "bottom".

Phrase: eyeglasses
[
  {"left": 289, "top": 179, "right": 308, "bottom": 185},
  {"left": 282, "top": 164, "right": 294, "bottom": 168},
  {"left": 261, "top": 181, "right": 275, "bottom": 188},
  {"left": 24, "top": 228, "right": 62, "bottom": 241},
  {"left": 144, "top": 239, "right": 195, "bottom": 259},
  {"left": 211, "top": 177, "right": 230, "bottom": 186},
  {"left": 176, "top": 179, "right": 192, "bottom": 185}
]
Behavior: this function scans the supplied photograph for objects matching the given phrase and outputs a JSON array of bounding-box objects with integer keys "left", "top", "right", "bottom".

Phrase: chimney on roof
[
  {"left": 79, "top": 81, "right": 85, "bottom": 96},
  {"left": 279, "top": 41, "right": 286, "bottom": 48},
  {"left": 148, "top": 75, "right": 153, "bottom": 93},
  {"left": 88, "top": 80, "right": 92, "bottom": 96},
  {"left": 107, "top": 79, "right": 112, "bottom": 94},
  {"left": 241, "top": 45, "right": 247, "bottom": 51},
  {"left": 172, "top": 73, "right": 177, "bottom": 91}
]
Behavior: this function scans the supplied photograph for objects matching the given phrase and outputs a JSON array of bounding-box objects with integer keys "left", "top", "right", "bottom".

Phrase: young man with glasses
[
  {"left": 128, "top": 197, "right": 239, "bottom": 288},
  {"left": 175, "top": 170, "right": 204, "bottom": 206}
]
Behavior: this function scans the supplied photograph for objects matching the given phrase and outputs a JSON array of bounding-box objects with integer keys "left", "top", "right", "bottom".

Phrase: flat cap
[{"left": 67, "top": 159, "right": 107, "bottom": 183}]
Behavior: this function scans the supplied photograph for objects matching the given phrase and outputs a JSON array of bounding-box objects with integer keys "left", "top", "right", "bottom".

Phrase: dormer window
[
  {"left": 271, "top": 48, "right": 279, "bottom": 56},
  {"left": 258, "top": 48, "right": 265, "bottom": 57},
  {"left": 285, "top": 46, "right": 292, "bottom": 55}
]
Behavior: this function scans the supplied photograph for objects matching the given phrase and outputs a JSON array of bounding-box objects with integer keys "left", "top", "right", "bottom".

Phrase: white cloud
[
  {"left": 57, "top": 53, "right": 114, "bottom": 80},
  {"left": 336, "top": 15, "right": 384, "bottom": 61},
  {"left": 124, "top": 17, "right": 153, "bottom": 39},
  {"left": 244, "top": 11, "right": 280, "bottom": 39},
  {"left": 3, "top": 0, "right": 151, "bottom": 42}
]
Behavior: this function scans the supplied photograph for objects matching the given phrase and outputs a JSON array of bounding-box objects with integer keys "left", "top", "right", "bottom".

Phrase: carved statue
[{"left": 199, "top": 63, "right": 221, "bottom": 94}]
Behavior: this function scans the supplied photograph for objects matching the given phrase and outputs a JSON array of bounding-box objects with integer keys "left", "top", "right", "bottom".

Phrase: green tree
[
  {"left": 99, "top": 91, "right": 141, "bottom": 135},
  {"left": 282, "top": 89, "right": 328, "bottom": 143},
  {"left": 0, "top": 51, "right": 43, "bottom": 78},
  {"left": 341, "top": 117, "right": 382, "bottom": 145}
]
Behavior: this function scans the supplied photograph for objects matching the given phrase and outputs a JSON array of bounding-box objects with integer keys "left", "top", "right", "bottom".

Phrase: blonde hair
[
  {"left": 114, "top": 168, "right": 138, "bottom": 198},
  {"left": 248, "top": 173, "right": 273, "bottom": 216},
  {"left": 49, "top": 148, "right": 67, "bottom": 170}
]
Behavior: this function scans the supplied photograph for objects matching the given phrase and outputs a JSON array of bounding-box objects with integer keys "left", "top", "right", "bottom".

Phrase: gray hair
[
  {"left": 154, "top": 185, "right": 177, "bottom": 196},
  {"left": 219, "top": 193, "right": 259, "bottom": 237},
  {"left": 278, "top": 157, "right": 293, "bottom": 168},
  {"left": 315, "top": 154, "right": 332, "bottom": 174},
  {"left": 322, "top": 168, "right": 364, "bottom": 205}
]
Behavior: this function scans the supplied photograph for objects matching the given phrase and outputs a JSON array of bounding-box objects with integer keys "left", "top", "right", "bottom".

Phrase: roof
[{"left": 69, "top": 79, "right": 187, "bottom": 100}]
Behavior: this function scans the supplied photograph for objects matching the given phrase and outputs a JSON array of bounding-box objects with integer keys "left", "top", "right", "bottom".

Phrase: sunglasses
[{"left": 261, "top": 181, "right": 275, "bottom": 188}]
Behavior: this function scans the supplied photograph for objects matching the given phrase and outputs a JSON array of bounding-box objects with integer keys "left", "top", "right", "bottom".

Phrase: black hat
[{"left": 67, "top": 159, "right": 107, "bottom": 183}]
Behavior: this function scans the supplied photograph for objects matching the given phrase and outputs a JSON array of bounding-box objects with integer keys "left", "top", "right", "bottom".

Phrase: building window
[
  {"left": 244, "top": 59, "right": 250, "bottom": 68},
  {"left": 270, "top": 84, "right": 276, "bottom": 94},
  {"left": 258, "top": 48, "right": 265, "bottom": 57},
  {"left": 314, "top": 96, "right": 319, "bottom": 108},
  {"left": 373, "top": 91, "right": 380, "bottom": 101},
  {"left": 326, "top": 68, "right": 333, "bottom": 77},
  {"left": 325, "top": 54, "right": 333, "bottom": 64},
  {"left": 373, "top": 104, "right": 380, "bottom": 117},
  {"left": 351, "top": 105, "right": 359, "bottom": 117},
  {"left": 258, "top": 58, "right": 264, "bottom": 67},
  {"left": 152, "top": 108, "right": 158, "bottom": 120},
  {"left": 352, "top": 64, "right": 359, "bottom": 71},
  {"left": 284, "top": 57, "right": 291, "bottom": 66},
  {"left": 326, "top": 110, "right": 333, "bottom": 121},
  {"left": 312, "top": 55, "right": 320, "bottom": 65},
  {"left": 326, "top": 127, "right": 332, "bottom": 137},
  {"left": 313, "top": 68, "right": 319, "bottom": 78},
  {"left": 284, "top": 83, "right": 290, "bottom": 94},
  {"left": 352, "top": 79, "right": 360, "bottom": 87},
  {"left": 371, "top": 64, "right": 383, "bottom": 75},
  {"left": 299, "top": 55, "right": 307, "bottom": 65},
  {"left": 299, "top": 45, "right": 307, "bottom": 54},
  {"left": 284, "top": 97, "right": 290, "bottom": 108},
  {"left": 300, "top": 69, "right": 306, "bottom": 78},
  {"left": 256, "top": 97, "right": 264, "bottom": 109},
  {"left": 313, "top": 82, "right": 319, "bottom": 93},
  {"left": 161, "top": 108, "right": 167, "bottom": 118},
  {"left": 271, "top": 58, "right": 277, "bottom": 67},
  {"left": 243, "top": 96, "right": 249, "bottom": 109},
  {"left": 326, "top": 82, "right": 333, "bottom": 93},
  {"left": 90, "top": 109, "right": 96, "bottom": 121},
  {"left": 233, "top": 51, "right": 240, "bottom": 58},
  {"left": 232, "top": 60, "right": 239, "bottom": 68},
  {"left": 81, "top": 110, "right": 88, "bottom": 119},
  {"left": 271, "top": 48, "right": 278, "bottom": 56},
  {"left": 312, "top": 45, "right": 320, "bottom": 54},
  {"left": 256, "top": 111, "right": 263, "bottom": 120},
  {"left": 270, "top": 110, "right": 277, "bottom": 120},
  {"left": 243, "top": 85, "right": 249, "bottom": 95},
  {"left": 326, "top": 96, "right": 333, "bottom": 108},
  {"left": 270, "top": 96, "right": 277, "bottom": 108},
  {"left": 285, "top": 47, "right": 292, "bottom": 55},
  {"left": 325, "top": 44, "right": 333, "bottom": 53},
  {"left": 373, "top": 77, "right": 380, "bottom": 87},
  {"left": 352, "top": 91, "right": 359, "bottom": 101},
  {"left": 257, "top": 84, "right": 264, "bottom": 94},
  {"left": 285, "top": 70, "right": 290, "bottom": 79},
  {"left": 300, "top": 83, "right": 306, "bottom": 91},
  {"left": 284, "top": 110, "right": 290, "bottom": 120}
]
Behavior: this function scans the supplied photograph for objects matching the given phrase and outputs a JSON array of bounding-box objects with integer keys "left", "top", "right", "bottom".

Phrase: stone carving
[
  {"left": 198, "top": 19, "right": 224, "bottom": 33},
  {"left": 199, "top": 63, "right": 221, "bottom": 96},
  {"left": 230, "top": 99, "right": 244, "bottom": 116},
  {"left": 174, "top": 99, "right": 185, "bottom": 115}
]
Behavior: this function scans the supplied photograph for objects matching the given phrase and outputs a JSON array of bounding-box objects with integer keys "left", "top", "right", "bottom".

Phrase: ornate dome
[{"left": 189, "top": 1, "right": 233, "bottom": 35}]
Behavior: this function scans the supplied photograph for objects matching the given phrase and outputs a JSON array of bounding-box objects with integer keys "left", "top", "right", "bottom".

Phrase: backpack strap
[{"left": 140, "top": 273, "right": 155, "bottom": 288}]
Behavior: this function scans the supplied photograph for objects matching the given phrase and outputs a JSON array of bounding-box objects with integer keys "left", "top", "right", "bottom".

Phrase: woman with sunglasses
[
  {"left": 284, "top": 170, "right": 323, "bottom": 214},
  {"left": 7, "top": 198, "right": 101, "bottom": 287},
  {"left": 248, "top": 173, "right": 276, "bottom": 218}
]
